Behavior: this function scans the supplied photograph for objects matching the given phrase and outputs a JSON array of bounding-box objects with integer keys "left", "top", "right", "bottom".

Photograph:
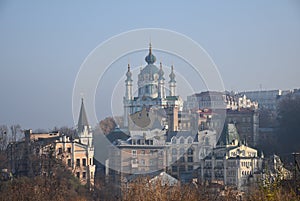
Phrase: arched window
[
  {"left": 187, "top": 148, "right": 194, "bottom": 155},
  {"left": 188, "top": 137, "right": 193, "bottom": 144},
  {"left": 205, "top": 137, "right": 210, "bottom": 146},
  {"left": 180, "top": 138, "right": 185, "bottom": 144}
]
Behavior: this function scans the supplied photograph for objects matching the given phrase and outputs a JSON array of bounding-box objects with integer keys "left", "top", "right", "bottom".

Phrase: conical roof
[{"left": 78, "top": 98, "right": 89, "bottom": 133}]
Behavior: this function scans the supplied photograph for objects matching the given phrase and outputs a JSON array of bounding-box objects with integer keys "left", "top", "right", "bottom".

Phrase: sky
[{"left": 0, "top": 0, "right": 299, "bottom": 129}]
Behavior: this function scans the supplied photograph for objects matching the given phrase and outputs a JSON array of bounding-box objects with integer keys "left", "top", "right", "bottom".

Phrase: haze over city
[{"left": 0, "top": 0, "right": 299, "bottom": 129}]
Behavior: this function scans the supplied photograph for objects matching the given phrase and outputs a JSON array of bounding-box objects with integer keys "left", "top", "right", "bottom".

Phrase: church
[{"left": 123, "top": 43, "right": 183, "bottom": 131}]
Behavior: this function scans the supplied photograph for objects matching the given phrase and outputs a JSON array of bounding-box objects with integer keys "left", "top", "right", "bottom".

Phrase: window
[
  {"left": 172, "top": 166, "right": 178, "bottom": 172},
  {"left": 187, "top": 148, "right": 193, "bottom": 155},
  {"left": 76, "top": 159, "right": 80, "bottom": 167},
  {"left": 205, "top": 138, "right": 210, "bottom": 146},
  {"left": 141, "top": 150, "right": 145, "bottom": 155},
  {"left": 90, "top": 158, "right": 92, "bottom": 165},
  {"left": 179, "top": 165, "right": 185, "bottom": 172},
  {"left": 82, "top": 158, "right": 86, "bottom": 166},
  {"left": 67, "top": 159, "right": 71, "bottom": 167},
  {"left": 58, "top": 148, "right": 62, "bottom": 154},
  {"left": 180, "top": 138, "right": 185, "bottom": 144},
  {"left": 188, "top": 165, "right": 193, "bottom": 171},
  {"left": 172, "top": 138, "right": 177, "bottom": 144},
  {"left": 132, "top": 150, "right": 137, "bottom": 157},
  {"left": 76, "top": 172, "right": 80, "bottom": 178},
  {"left": 188, "top": 156, "right": 193, "bottom": 163},
  {"left": 179, "top": 157, "right": 185, "bottom": 163},
  {"left": 179, "top": 148, "right": 185, "bottom": 155},
  {"left": 141, "top": 159, "right": 145, "bottom": 165},
  {"left": 158, "top": 160, "right": 163, "bottom": 166},
  {"left": 172, "top": 148, "right": 177, "bottom": 155},
  {"left": 149, "top": 159, "right": 154, "bottom": 165},
  {"left": 91, "top": 172, "right": 94, "bottom": 179},
  {"left": 67, "top": 147, "right": 71, "bottom": 153},
  {"left": 188, "top": 138, "right": 193, "bottom": 144},
  {"left": 82, "top": 172, "right": 86, "bottom": 179}
]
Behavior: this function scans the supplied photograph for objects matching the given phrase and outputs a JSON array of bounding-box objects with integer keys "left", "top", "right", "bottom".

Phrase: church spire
[{"left": 78, "top": 98, "right": 89, "bottom": 133}]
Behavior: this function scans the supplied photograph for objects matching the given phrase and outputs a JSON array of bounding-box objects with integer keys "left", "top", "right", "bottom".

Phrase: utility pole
[{"left": 292, "top": 152, "right": 300, "bottom": 195}]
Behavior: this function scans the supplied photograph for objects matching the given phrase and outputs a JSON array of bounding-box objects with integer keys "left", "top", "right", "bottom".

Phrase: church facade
[{"left": 123, "top": 44, "right": 183, "bottom": 131}]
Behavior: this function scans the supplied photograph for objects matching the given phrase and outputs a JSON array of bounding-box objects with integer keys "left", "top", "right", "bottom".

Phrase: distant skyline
[{"left": 0, "top": 1, "right": 299, "bottom": 129}]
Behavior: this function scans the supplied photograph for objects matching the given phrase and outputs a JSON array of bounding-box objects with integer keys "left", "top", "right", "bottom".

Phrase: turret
[
  {"left": 158, "top": 62, "right": 165, "bottom": 99},
  {"left": 169, "top": 65, "right": 176, "bottom": 96},
  {"left": 77, "top": 98, "right": 93, "bottom": 147},
  {"left": 125, "top": 64, "right": 133, "bottom": 100},
  {"left": 124, "top": 64, "right": 133, "bottom": 128}
]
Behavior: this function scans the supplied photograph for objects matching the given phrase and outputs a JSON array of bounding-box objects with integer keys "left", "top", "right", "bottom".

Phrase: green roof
[{"left": 217, "top": 123, "right": 240, "bottom": 145}]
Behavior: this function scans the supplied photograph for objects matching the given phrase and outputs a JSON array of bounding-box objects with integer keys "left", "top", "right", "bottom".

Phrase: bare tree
[
  {"left": 0, "top": 125, "right": 8, "bottom": 151},
  {"left": 10, "top": 124, "right": 21, "bottom": 142}
]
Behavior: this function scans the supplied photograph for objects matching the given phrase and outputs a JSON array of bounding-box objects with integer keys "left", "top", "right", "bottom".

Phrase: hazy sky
[{"left": 0, "top": 0, "right": 299, "bottom": 129}]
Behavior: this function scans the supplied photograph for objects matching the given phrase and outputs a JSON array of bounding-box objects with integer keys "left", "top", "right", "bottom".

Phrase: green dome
[
  {"left": 141, "top": 64, "right": 159, "bottom": 75},
  {"left": 145, "top": 43, "right": 156, "bottom": 64},
  {"left": 145, "top": 53, "right": 156, "bottom": 64}
]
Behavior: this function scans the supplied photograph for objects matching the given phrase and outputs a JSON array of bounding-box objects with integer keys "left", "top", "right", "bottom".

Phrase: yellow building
[
  {"left": 56, "top": 98, "right": 96, "bottom": 186},
  {"left": 12, "top": 99, "right": 96, "bottom": 186}
]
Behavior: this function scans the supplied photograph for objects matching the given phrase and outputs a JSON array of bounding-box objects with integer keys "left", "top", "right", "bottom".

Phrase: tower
[
  {"left": 124, "top": 64, "right": 133, "bottom": 127},
  {"left": 77, "top": 98, "right": 93, "bottom": 147},
  {"left": 125, "top": 64, "right": 133, "bottom": 100},
  {"left": 169, "top": 65, "right": 176, "bottom": 96},
  {"left": 77, "top": 98, "right": 95, "bottom": 187},
  {"left": 158, "top": 62, "right": 165, "bottom": 99}
]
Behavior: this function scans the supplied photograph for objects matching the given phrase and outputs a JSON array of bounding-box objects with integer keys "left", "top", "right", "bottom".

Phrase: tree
[
  {"left": 0, "top": 125, "right": 8, "bottom": 151},
  {"left": 99, "top": 117, "right": 117, "bottom": 135},
  {"left": 277, "top": 95, "right": 300, "bottom": 154},
  {"left": 10, "top": 124, "right": 21, "bottom": 142}
]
